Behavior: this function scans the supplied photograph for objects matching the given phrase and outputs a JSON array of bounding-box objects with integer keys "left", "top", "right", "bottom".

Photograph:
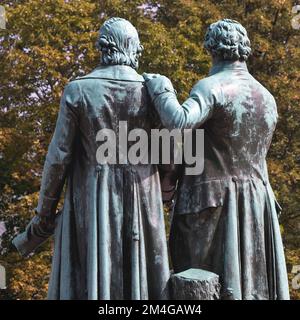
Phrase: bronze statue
[
  {"left": 13, "top": 17, "right": 170, "bottom": 300},
  {"left": 143, "top": 19, "right": 290, "bottom": 300}
]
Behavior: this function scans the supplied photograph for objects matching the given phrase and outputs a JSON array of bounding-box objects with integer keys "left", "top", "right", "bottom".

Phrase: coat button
[
  {"left": 232, "top": 176, "right": 238, "bottom": 182},
  {"left": 95, "top": 164, "right": 102, "bottom": 172}
]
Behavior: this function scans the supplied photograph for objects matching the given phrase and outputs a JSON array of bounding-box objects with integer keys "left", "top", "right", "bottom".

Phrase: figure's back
[
  {"left": 201, "top": 67, "right": 278, "bottom": 181},
  {"left": 176, "top": 64, "right": 279, "bottom": 214},
  {"left": 13, "top": 19, "right": 170, "bottom": 301},
  {"left": 43, "top": 66, "right": 170, "bottom": 300},
  {"left": 71, "top": 65, "right": 153, "bottom": 166}
]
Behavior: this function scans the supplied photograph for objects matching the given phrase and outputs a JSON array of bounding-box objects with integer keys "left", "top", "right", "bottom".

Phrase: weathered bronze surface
[
  {"left": 13, "top": 18, "right": 170, "bottom": 300},
  {"left": 143, "top": 19, "right": 290, "bottom": 300},
  {"left": 12, "top": 17, "right": 290, "bottom": 301}
]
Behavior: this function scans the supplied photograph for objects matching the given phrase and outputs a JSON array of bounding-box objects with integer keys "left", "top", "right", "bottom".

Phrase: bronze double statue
[{"left": 13, "top": 17, "right": 290, "bottom": 300}]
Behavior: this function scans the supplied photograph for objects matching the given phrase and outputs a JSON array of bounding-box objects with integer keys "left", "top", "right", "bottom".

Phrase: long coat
[
  {"left": 145, "top": 60, "right": 290, "bottom": 300},
  {"left": 14, "top": 65, "right": 170, "bottom": 300}
]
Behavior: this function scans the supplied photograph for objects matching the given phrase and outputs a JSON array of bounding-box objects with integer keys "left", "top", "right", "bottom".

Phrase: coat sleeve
[
  {"left": 12, "top": 82, "right": 81, "bottom": 256},
  {"left": 145, "top": 75, "right": 217, "bottom": 130},
  {"left": 36, "top": 81, "right": 81, "bottom": 217}
]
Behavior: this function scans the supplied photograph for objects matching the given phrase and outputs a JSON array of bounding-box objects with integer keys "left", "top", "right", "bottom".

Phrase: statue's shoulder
[
  {"left": 192, "top": 74, "right": 222, "bottom": 95},
  {"left": 70, "top": 66, "right": 144, "bottom": 83},
  {"left": 249, "top": 74, "right": 276, "bottom": 104},
  {"left": 66, "top": 68, "right": 109, "bottom": 92},
  {"left": 70, "top": 69, "right": 102, "bottom": 83}
]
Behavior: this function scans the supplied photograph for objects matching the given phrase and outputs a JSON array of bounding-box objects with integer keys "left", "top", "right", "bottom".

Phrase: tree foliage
[{"left": 0, "top": 0, "right": 299, "bottom": 299}]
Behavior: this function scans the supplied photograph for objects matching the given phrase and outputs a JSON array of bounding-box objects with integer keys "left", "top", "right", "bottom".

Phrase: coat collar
[
  {"left": 209, "top": 60, "right": 249, "bottom": 76},
  {"left": 77, "top": 65, "right": 144, "bottom": 82}
]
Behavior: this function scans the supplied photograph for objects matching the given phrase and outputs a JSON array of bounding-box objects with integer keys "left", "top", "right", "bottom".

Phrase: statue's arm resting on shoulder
[{"left": 143, "top": 73, "right": 215, "bottom": 130}]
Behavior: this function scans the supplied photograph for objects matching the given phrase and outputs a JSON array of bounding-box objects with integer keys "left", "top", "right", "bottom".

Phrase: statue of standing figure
[
  {"left": 13, "top": 17, "right": 170, "bottom": 300},
  {"left": 144, "top": 18, "right": 290, "bottom": 300},
  {"left": 13, "top": 17, "right": 290, "bottom": 300}
]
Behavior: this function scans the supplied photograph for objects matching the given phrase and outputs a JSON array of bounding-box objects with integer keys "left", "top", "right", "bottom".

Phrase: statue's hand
[
  {"left": 38, "top": 215, "right": 56, "bottom": 234},
  {"left": 142, "top": 72, "right": 161, "bottom": 82},
  {"left": 12, "top": 213, "right": 56, "bottom": 257},
  {"left": 142, "top": 73, "right": 176, "bottom": 102}
]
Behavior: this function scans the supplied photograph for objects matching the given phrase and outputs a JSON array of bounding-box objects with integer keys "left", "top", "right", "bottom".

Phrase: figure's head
[
  {"left": 97, "top": 17, "right": 143, "bottom": 69},
  {"left": 204, "top": 19, "right": 251, "bottom": 62}
]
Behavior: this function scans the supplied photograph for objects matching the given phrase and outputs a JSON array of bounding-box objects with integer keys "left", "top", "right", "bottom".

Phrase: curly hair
[
  {"left": 204, "top": 19, "right": 251, "bottom": 61},
  {"left": 96, "top": 17, "right": 143, "bottom": 70}
]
